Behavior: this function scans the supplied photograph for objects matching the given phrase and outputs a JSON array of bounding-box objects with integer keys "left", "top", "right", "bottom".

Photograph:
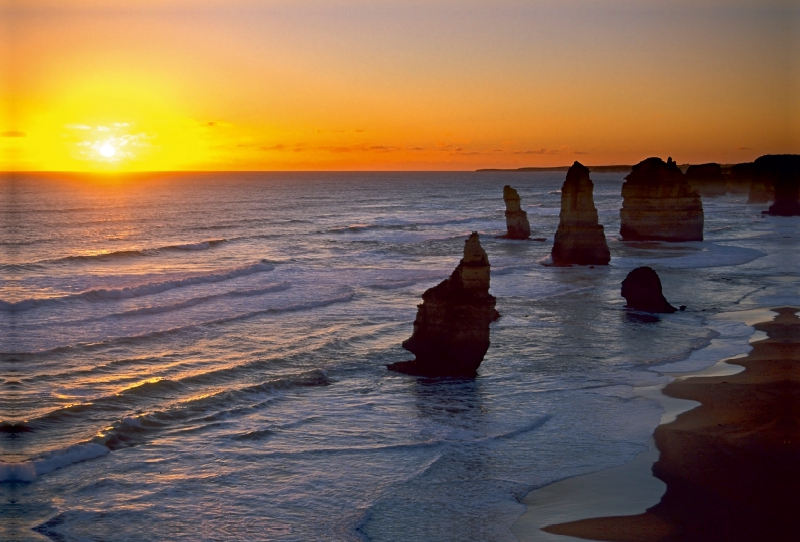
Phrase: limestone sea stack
[
  {"left": 686, "top": 163, "right": 726, "bottom": 197},
  {"left": 621, "top": 266, "right": 677, "bottom": 313},
  {"left": 757, "top": 154, "right": 800, "bottom": 216},
  {"left": 551, "top": 162, "right": 610, "bottom": 266},
  {"left": 502, "top": 185, "right": 531, "bottom": 239},
  {"left": 388, "top": 232, "right": 500, "bottom": 377},
  {"left": 619, "top": 157, "right": 704, "bottom": 241},
  {"left": 728, "top": 162, "right": 754, "bottom": 195}
]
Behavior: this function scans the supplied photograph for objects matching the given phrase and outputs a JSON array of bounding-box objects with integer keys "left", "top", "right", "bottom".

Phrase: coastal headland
[{"left": 542, "top": 307, "right": 800, "bottom": 542}]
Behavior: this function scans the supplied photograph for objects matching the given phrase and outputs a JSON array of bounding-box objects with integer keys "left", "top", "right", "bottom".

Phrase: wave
[
  {"left": 13, "top": 288, "right": 355, "bottom": 356},
  {"left": 3, "top": 370, "right": 331, "bottom": 482},
  {"left": 0, "top": 443, "right": 109, "bottom": 482},
  {"left": 33, "top": 369, "right": 330, "bottom": 431},
  {"left": 0, "top": 260, "right": 274, "bottom": 312},
  {"left": 87, "top": 282, "right": 292, "bottom": 320},
  {"left": 36, "top": 239, "right": 228, "bottom": 265},
  {"left": 323, "top": 215, "right": 497, "bottom": 235}
]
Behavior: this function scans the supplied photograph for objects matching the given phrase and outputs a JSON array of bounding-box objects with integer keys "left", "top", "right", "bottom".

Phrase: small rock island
[
  {"left": 620, "top": 157, "right": 704, "bottom": 242},
  {"left": 501, "top": 185, "right": 531, "bottom": 239},
  {"left": 551, "top": 161, "right": 611, "bottom": 266},
  {"left": 621, "top": 266, "right": 677, "bottom": 313},
  {"left": 388, "top": 232, "right": 500, "bottom": 377}
]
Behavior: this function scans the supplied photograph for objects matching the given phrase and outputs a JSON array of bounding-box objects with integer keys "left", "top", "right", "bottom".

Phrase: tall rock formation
[
  {"left": 501, "top": 185, "right": 531, "bottom": 239},
  {"left": 728, "top": 162, "right": 754, "bottom": 195},
  {"left": 551, "top": 162, "right": 611, "bottom": 266},
  {"left": 757, "top": 155, "right": 800, "bottom": 216},
  {"left": 686, "top": 163, "right": 726, "bottom": 197},
  {"left": 388, "top": 232, "right": 500, "bottom": 377},
  {"left": 619, "top": 157, "right": 704, "bottom": 241},
  {"left": 621, "top": 267, "right": 677, "bottom": 313}
]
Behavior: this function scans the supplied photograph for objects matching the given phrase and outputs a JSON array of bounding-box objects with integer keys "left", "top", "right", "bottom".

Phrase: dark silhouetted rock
[
  {"left": 621, "top": 267, "right": 677, "bottom": 313},
  {"left": 551, "top": 162, "right": 610, "bottom": 265},
  {"left": 620, "top": 157, "right": 704, "bottom": 241},
  {"left": 756, "top": 155, "right": 800, "bottom": 216},
  {"left": 686, "top": 163, "right": 726, "bottom": 197},
  {"left": 388, "top": 232, "right": 500, "bottom": 377},
  {"left": 501, "top": 185, "right": 531, "bottom": 239},
  {"left": 728, "top": 162, "right": 754, "bottom": 195}
]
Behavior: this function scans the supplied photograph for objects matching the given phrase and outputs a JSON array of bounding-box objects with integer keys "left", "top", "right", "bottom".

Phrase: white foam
[
  {"left": 0, "top": 443, "right": 109, "bottom": 482},
  {"left": 650, "top": 320, "right": 754, "bottom": 373}
]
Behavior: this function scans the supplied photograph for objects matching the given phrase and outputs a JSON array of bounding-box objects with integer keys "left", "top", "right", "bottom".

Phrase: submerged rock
[
  {"left": 620, "top": 157, "right": 704, "bottom": 241},
  {"left": 501, "top": 185, "right": 531, "bottom": 239},
  {"left": 621, "top": 267, "right": 677, "bottom": 314},
  {"left": 686, "top": 163, "right": 726, "bottom": 197},
  {"left": 388, "top": 232, "right": 500, "bottom": 377},
  {"left": 757, "top": 155, "right": 800, "bottom": 216},
  {"left": 551, "top": 162, "right": 610, "bottom": 266}
]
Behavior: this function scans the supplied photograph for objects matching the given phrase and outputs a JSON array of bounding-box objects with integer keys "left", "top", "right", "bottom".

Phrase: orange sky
[{"left": 2, "top": 0, "right": 798, "bottom": 171}]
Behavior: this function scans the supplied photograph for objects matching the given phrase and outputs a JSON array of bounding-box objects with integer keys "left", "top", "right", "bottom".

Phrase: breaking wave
[{"left": 0, "top": 260, "right": 274, "bottom": 312}]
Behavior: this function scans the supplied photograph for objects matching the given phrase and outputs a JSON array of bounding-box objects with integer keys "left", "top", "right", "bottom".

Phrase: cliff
[
  {"left": 551, "top": 162, "right": 610, "bottom": 265},
  {"left": 501, "top": 185, "right": 531, "bottom": 239},
  {"left": 388, "top": 232, "right": 500, "bottom": 377},
  {"left": 620, "top": 157, "right": 704, "bottom": 242},
  {"left": 757, "top": 155, "right": 800, "bottom": 216}
]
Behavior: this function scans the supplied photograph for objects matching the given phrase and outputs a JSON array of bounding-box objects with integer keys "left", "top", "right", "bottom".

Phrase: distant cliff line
[
  {"left": 477, "top": 163, "right": 748, "bottom": 174},
  {"left": 477, "top": 165, "right": 633, "bottom": 173}
]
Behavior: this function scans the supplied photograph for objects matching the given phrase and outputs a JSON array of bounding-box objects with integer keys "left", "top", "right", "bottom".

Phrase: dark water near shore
[{"left": 1, "top": 171, "right": 797, "bottom": 541}]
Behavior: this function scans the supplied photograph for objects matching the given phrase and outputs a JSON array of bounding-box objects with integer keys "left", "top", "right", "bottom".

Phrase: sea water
[{"left": 0, "top": 171, "right": 797, "bottom": 541}]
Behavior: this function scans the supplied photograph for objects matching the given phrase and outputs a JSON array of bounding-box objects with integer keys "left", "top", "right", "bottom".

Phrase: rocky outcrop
[
  {"left": 728, "top": 162, "right": 754, "bottom": 195},
  {"left": 757, "top": 155, "right": 800, "bottom": 216},
  {"left": 551, "top": 162, "right": 610, "bottom": 265},
  {"left": 388, "top": 232, "right": 500, "bottom": 377},
  {"left": 686, "top": 163, "right": 726, "bottom": 197},
  {"left": 619, "top": 157, "right": 704, "bottom": 241},
  {"left": 501, "top": 185, "right": 531, "bottom": 239},
  {"left": 621, "top": 267, "right": 677, "bottom": 313}
]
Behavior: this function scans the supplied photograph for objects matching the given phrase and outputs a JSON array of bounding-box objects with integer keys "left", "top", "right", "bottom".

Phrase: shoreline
[{"left": 511, "top": 306, "right": 790, "bottom": 542}]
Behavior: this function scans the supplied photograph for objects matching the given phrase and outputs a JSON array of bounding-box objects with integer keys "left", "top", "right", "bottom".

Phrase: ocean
[{"left": 1, "top": 171, "right": 797, "bottom": 541}]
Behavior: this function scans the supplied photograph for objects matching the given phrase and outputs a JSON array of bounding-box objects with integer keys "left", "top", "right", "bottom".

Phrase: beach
[{"left": 533, "top": 306, "right": 800, "bottom": 542}]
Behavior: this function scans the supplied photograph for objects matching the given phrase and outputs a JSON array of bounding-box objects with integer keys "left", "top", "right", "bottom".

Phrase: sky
[{"left": 2, "top": 0, "right": 798, "bottom": 171}]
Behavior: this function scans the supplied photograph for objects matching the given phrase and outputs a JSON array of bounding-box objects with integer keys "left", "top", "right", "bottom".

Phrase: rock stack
[
  {"left": 728, "top": 162, "right": 754, "bottom": 195},
  {"left": 501, "top": 185, "right": 531, "bottom": 239},
  {"left": 686, "top": 163, "right": 726, "bottom": 197},
  {"left": 619, "top": 157, "right": 704, "bottom": 241},
  {"left": 757, "top": 155, "right": 800, "bottom": 216},
  {"left": 551, "top": 162, "right": 610, "bottom": 266},
  {"left": 621, "top": 267, "right": 677, "bottom": 313},
  {"left": 388, "top": 232, "right": 500, "bottom": 377}
]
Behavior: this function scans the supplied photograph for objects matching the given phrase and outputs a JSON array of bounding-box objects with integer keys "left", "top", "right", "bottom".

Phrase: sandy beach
[{"left": 538, "top": 306, "right": 800, "bottom": 542}]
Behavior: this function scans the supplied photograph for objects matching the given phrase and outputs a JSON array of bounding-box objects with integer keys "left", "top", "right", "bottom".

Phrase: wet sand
[{"left": 543, "top": 307, "right": 800, "bottom": 542}]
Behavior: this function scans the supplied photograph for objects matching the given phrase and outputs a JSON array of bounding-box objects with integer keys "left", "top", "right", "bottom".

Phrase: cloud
[
  {"left": 260, "top": 144, "right": 286, "bottom": 151},
  {"left": 1, "top": 130, "right": 25, "bottom": 138},
  {"left": 736, "top": 146, "right": 751, "bottom": 150}
]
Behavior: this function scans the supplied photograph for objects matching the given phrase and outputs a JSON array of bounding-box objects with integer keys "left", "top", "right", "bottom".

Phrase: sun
[{"left": 99, "top": 142, "right": 117, "bottom": 158}]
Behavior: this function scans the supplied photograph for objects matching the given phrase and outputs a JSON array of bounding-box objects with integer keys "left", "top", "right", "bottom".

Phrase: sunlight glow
[{"left": 99, "top": 142, "right": 116, "bottom": 158}]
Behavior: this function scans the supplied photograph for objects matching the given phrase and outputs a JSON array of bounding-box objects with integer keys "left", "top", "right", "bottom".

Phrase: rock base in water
[
  {"left": 388, "top": 232, "right": 500, "bottom": 377},
  {"left": 551, "top": 162, "right": 610, "bottom": 266},
  {"left": 621, "top": 266, "right": 677, "bottom": 314},
  {"left": 501, "top": 185, "right": 531, "bottom": 239}
]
